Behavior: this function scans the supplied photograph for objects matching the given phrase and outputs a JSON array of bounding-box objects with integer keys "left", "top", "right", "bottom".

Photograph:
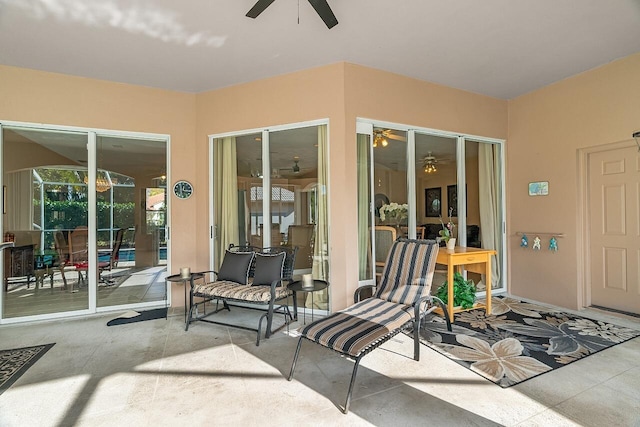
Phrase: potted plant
[
  {"left": 435, "top": 272, "right": 477, "bottom": 309},
  {"left": 438, "top": 206, "right": 456, "bottom": 249}
]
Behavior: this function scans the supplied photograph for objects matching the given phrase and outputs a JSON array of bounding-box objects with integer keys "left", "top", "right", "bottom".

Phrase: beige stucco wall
[
  {"left": 0, "top": 65, "right": 197, "bottom": 304},
  {"left": 507, "top": 53, "right": 640, "bottom": 309}
]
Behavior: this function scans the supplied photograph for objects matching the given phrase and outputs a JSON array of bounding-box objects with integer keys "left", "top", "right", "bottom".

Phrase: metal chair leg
[
  {"left": 288, "top": 337, "right": 304, "bottom": 381},
  {"left": 434, "top": 297, "right": 453, "bottom": 332},
  {"left": 265, "top": 299, "right": 275, "bottom": 339},
  {"left": 413, "top": 318, "right": 421, "bottom": 361},
  {"left": 257, "top": 313, "right": 267, "bottom": 346},
  {"left": 185, "top": 303, "right": 196, "bottom": 331},
  {"left": 343, "top": 358, "right": 362, "bottom": 414}
]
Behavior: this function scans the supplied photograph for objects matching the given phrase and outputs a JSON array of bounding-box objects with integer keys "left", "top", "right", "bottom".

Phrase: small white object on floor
[{"left": 119, "top": 310, "right": 140, "bottom": 319}]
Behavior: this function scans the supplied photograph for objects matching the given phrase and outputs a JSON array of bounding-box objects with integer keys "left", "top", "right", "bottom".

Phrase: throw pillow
[
  {"left": 252, "top": 252, "right": 285, "bottom": 286},
  {"left": 218, "top": 251, "right": 255, "bottom": 285}
]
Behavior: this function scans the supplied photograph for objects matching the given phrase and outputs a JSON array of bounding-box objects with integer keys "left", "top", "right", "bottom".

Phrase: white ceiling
[{"left": 1, "top": 0, "right": 639, "bottom": 100}]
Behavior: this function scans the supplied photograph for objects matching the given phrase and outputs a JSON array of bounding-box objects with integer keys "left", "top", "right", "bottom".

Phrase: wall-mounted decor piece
[
  {"left": 528, "top": 181, "right": 549, "bottom": 196},
  {"left": 520, "top": 234, "right": 528, "bottom": 248},
  {"left": 447, "top": 184, "right": 467, "bottom": 217},
  {"left": 173, "top": 180, "right": 193, "bottom": 199},
  {"left": 549, "top": 236, "right": 558, "bottom": 252},
  {"left": 425, "top": 187, "right": 441, "bottom": 217},
  {"left": 533, "top": 236, "right": 541, "bottom": 250}
]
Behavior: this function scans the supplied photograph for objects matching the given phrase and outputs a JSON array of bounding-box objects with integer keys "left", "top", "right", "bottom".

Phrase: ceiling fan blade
[
  {"left": 307, "top": 0, "right": 338, "bottom": 29},
  {"left": 386, "top": 134, "right": 406, "bottom": 141},
  {"left": 246, "top": 0, "right": 277, "bottom": 18}
]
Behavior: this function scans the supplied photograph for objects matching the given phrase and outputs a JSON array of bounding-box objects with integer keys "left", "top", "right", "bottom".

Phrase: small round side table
[
  {"left": 166, "top": 272, "right": 203, "bottom": 326},
  {"left": 289, "top": 279, "right": 329, "bottom": 324}
]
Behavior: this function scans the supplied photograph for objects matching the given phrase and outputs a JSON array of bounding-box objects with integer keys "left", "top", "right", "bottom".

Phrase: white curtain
[
  {"left": 308, "top": 125, "right": 329, "bottom": 309},
  {"left": 478, "top": 143, "right": 501, "bottom": 290},
  {"left": 214, "top": 137, "right": 239, "bottom": 269},
  {"left": 356, "top": 134, "right": 371, "bottom": 280},
  {"left": 6, "top": 170, "right": 34, "bottom": 231}
]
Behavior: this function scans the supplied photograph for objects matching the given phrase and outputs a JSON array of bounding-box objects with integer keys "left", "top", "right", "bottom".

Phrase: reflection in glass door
[
  {"left": 357, "top": 121, "right": 506, "bottom": 294},
  {"left": 356, "top": 126, "right": 373, "bottom": 282},
  {"left": 356, "top": 126, "right": 408, "bottom": 286},
  {"left": 1, "top": 124, "right": 169, "bottom": 322},
  {"left": 466, "top": 139, "right": 503, "bottom": 292},
  {"left": 269, "top": 125, "right": 319, "bottom": 275},
  {"left": 212, "top": 122, "right": 330, "bottom": 311},
  {"left": 1, "top": 126, "right": 90, "bottom": 318},
  {"left": 95, "top": 135, "right": 167, "bottom": 309},
  {"left": 415, "top": 133, "right": 458, "bottom": 242}
]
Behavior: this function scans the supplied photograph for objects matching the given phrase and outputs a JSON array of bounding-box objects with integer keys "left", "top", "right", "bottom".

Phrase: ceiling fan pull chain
[{"left": 298, "top": 0, "right": 300, "bottom": 24}]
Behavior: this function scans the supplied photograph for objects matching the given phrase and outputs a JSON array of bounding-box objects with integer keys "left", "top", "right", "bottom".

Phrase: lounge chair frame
[{"left": 288, "top": 238, "right": 451, "bottom": 414}]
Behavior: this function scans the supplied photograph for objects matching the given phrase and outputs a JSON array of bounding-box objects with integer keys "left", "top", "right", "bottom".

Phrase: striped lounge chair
[{"left": 287, "top": 238, "right": 451, "bottom": 414}]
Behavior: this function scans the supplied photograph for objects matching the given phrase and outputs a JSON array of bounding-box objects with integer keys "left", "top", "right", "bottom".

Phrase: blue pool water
[{"left": 105, "top": 247, "right": 167, "bottom": 262}]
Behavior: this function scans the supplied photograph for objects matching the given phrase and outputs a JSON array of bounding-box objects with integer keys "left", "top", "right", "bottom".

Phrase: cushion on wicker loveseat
[
  {"left": 252, "top": 252, "right": 286, "bottom": 286},
  {"left": 217, "top": 250, "right": 254, "bottom": 284},
  {"left": 191, "top": 281, "right": 290, "bottom": 302}
]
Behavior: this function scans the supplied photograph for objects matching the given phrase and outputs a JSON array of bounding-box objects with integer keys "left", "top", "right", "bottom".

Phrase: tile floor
[
  {"left": 2, "top": 266, "right": 167, "bottom": 318},
  {"left": 0, "top": 300, "right": 639, "bottom": 427}
]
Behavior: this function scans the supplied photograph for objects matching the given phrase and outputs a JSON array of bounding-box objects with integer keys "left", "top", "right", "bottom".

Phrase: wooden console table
[
  {"left": 435, "top": 246, "right": 496, "bottom": 322},
  {"left": 3, "top": 244, "right": 35, "bottom": 291}
]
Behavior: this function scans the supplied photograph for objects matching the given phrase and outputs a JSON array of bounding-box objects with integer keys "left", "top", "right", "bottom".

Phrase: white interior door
[{"left": 588, "top": 145, "right": 640, "bottom": 314}]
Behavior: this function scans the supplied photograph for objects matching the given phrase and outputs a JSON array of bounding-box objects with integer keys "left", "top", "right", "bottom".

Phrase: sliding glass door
[
  {"left": 95, "top": 134, "right": 167, "bottom": 309},
  {"left": 467, "top": 138, "right": 504, "bottom": 292},
  {"left": 2, "top": 127, "right": 90, "bottom": 318},
  {"left": 357, "top": 120, "right": 506, "bottom": 294},
  {"left": 0, "top": 122, "right": 169, "bottom": 322},
  {"left": 211, "top": 121, "right": 330, "bottom": 310},
  {"left": 415, "top": 133, "right": 458, "bottom": 241}
]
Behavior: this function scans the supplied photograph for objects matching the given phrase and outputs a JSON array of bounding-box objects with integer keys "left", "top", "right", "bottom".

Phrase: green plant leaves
[{"left": 436, "top": 272, "right": 477, "bottom": 309}]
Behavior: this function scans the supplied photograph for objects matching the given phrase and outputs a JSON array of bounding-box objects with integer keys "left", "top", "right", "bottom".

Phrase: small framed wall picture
[
  {"left": 528, "top": 181, "right": 549, "bottom": 196},
  {"left": 425, "top": 187, "right": 441, "bottom": 217},
  {"left": 173, "top": 180, "right": 193, "bottom": 199}
]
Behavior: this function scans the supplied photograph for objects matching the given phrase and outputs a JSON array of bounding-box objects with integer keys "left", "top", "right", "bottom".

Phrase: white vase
[{"left": 446, "top": 238, "right": 456, "bottom": 250}]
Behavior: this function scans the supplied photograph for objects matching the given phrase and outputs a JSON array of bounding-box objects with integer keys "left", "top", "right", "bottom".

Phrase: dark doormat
[
  {"left": 0, "top": 343, "right": 55, "bottom": 396},
  {"left": 590, "top": 305, "right": 640, "bottom": 319},
  {"left": 107, "top": 307, "right": 168, "bottom": 326},
  {"left": 410, "top": 296, "right": 640, "bottom": 387}
]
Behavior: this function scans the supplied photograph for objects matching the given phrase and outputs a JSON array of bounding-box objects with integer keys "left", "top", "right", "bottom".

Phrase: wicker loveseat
[{"left": 186, "top": 244, "right": 297, "bottom": 345}]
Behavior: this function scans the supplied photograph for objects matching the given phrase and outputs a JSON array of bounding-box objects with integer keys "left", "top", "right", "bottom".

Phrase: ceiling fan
[
  {"left": 373, "top": 129, "right": 406, "bottom": 147},
  {"left": 278, "top": 156, "right": 309, "bottom": 176},
  {"left": 246, "top": 0, "right": 339, "bottom": 29},
  {"left": 421, "top": 152, "right": 439, "bottom": 174}
]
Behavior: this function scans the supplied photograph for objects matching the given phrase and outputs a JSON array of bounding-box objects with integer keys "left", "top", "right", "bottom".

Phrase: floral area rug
[
  {"left": 0, "top": 343, "right": 55, "bottom": 395},
  {"left": 414, "top": 297, "right": 640, "bottom": 387}
]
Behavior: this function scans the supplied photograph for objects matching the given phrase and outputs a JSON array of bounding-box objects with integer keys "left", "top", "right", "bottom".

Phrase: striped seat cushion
[
  {"left": 300, "top": 298, "right": 414, "bottom": 357},
  {"left": 376, "top": 239, "right": 438, "bottom": 304},
  {"left": 193, "top": 280, "right": 291, "bottom": 303}
]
